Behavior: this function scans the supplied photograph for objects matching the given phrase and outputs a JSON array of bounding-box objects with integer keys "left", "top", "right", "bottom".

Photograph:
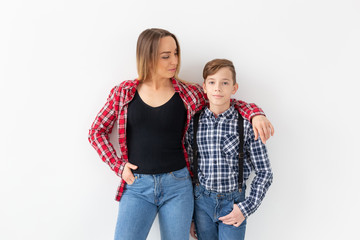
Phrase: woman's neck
[{"left": 141, "top": 77, "right": 172, "bottom": 90}]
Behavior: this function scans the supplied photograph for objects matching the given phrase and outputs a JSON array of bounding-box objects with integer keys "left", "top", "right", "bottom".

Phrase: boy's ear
[
  {"left": 202, "top": 82, "right": 207, "bottom": 93},
  {"left": 232, "top": 83, "right": 239, "bottom": 94}
]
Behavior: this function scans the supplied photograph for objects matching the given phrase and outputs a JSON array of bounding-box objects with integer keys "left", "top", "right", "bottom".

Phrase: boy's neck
[{"left": 208, "top": 103, "right": 231, "bottom": 118}]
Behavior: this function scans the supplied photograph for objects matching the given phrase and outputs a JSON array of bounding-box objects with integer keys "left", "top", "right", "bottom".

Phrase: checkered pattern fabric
[
  {"left": 88, "top": 78, "right": 265, "bottom": 201},
  {"left": 185, "top": 106, "right": 273, "bottom": 217}
]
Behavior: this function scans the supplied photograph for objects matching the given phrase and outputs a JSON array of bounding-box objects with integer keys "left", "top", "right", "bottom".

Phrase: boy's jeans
[
  {"left": 114, "top": 167, "right": 194, "bottom": 240},
  {"left": 194, "top": 184, "right": 247, "bottom": 240}
]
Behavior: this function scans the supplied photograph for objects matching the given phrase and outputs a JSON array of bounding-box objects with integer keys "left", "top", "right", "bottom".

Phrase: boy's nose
[{"left": 215, "top": 83, "right": 221, "bottom": 91}]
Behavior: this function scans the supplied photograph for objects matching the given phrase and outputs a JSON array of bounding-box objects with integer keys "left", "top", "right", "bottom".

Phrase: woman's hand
[
  {"left": 251, "top": 115, "right": 274, "bottom": 144},
  {"left": 122, "top": 162, "right": 138, "bottom": 185},
  {"left": 218, "top": 204, "right": 245, "bottom": 227}
]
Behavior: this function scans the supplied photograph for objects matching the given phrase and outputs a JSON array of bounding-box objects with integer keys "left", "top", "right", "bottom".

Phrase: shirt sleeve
[
  {"left": 189, "top": 83, "right": 208, "bottom": 112},
  {"left": 237, "top": 121, "right": 273, "bottom": 217},
  {"left": 231, "top": 99, "right": 266, "bottom": 122},
  {"left": 88, "top": 85, "right": 126, "bottom": 178},
  {"left": 184, "top": 118, "right": 195, "bottom": 173},
  {"left": 189, "top": 83, "right": 265, "bottom": 121}
]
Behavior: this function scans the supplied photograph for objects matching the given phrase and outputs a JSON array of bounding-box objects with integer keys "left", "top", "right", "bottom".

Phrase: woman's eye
[{"left": 162, "top": 56, "right": 170, "bottom": 59}]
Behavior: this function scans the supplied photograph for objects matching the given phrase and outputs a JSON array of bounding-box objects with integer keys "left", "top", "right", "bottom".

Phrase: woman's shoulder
[
  {"left": 109, "top": 79, "right": 138, "bottom": 94},
  {"left": 106, "top": 79, "right": 138, "bottom": 101},
  {"left": 175, "top": 78, "right": 202, "bottom": 92},
  {"left": 118, "top": 79, "right": 139, "bottom": 89}
]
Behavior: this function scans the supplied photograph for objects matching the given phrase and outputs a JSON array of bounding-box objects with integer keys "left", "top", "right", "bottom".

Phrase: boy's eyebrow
[{"left": 206, "top": 77, "right": 231, "bottom": 81}]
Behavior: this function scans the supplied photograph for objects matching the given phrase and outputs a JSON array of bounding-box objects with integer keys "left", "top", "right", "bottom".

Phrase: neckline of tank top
[{"left": 135, "top": 91, "right": 178, "bottom": 109}]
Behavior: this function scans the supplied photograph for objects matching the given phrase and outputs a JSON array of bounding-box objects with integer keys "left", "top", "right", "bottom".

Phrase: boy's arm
[{"left": 237, "top": 120, "right": 273, "bottom": 218}]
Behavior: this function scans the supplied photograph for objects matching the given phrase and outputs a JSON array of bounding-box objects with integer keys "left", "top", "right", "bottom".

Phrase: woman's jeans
[
  {"left": 114, "top": 167, "right": 194, "bottom": 240},
  {"left": 193, "top": 184, "right": 247, "bottom": 240}
]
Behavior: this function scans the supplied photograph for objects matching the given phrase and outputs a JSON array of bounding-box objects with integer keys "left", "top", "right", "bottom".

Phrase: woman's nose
[{"left": 171, "top": 55, "right": 178, "bottom": 65}]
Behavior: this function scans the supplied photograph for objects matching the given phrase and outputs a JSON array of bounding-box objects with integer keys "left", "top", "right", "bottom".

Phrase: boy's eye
[
  {"left": 223, "top": 82, "right": 229, "bottom": 85},
  {"left": 208, "top": 81, "right": 215, "bottom": 85}
]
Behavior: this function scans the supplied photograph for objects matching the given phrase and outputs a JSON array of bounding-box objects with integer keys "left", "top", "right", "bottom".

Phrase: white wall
[{"left": 1, "top": 0, "right": 359, "bottom": 239}]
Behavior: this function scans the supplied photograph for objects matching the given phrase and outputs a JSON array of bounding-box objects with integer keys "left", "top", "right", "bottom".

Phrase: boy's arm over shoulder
[{"left": 237, "top": 119, "right": 273, "bottom": 218}]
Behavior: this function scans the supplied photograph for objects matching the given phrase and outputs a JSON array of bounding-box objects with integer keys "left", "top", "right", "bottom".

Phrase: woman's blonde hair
[{"left": 136, "top": 28, "right": 181, "bottom": 81}]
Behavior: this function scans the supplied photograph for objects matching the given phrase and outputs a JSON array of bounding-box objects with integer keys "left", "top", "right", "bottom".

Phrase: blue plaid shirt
[{"left": 185, "top": 106, "right": 273, "bottom": 217}]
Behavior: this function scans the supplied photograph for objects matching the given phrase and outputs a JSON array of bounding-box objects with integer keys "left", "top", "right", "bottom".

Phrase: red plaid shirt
[{"left": 88, "top": 78, "right": 265, "bottom": 201}]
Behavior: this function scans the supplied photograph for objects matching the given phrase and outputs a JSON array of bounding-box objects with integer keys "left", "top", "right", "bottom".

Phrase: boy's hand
[
  {"left": 218, "top": 204, "right": 245, "bottom": 227},
  {"left": 190, "top": 222, "right": 198, "bottom": 239},
  {"left": 251, "top": 115, "right": 274, "bottom": 144}
]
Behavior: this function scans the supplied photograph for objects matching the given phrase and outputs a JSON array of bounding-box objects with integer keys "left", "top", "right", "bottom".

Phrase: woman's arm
[
  {"left": 231, "top": 99, "right": 274, "bottom": 144},
  {"left": 189, "top": 83, "right": 274, "bottom": 144},
  {"left": 251, "top": 115, "right": 274, "bottom": 144},
  {"left": 88, "top": 86, "right": 126, "bottom": 177}
]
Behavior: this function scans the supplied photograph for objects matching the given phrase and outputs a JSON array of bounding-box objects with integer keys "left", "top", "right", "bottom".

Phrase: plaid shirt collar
[{"left": 203, "top": 105, "right": 237, "bottom": 121}]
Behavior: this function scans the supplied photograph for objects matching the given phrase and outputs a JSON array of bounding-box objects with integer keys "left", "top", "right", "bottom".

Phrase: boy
[{"left": 185, "top": 59, "right": 273, "bottom": 240}]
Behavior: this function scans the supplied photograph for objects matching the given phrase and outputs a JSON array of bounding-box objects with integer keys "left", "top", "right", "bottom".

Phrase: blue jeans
[
  {"left": 193, "top": 184, "right": 247, "bottom": 240},
  {"left": 114, "top": 167, "right": 194, "bottom": 240}
]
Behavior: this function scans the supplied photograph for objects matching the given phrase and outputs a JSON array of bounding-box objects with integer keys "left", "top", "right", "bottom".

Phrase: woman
[{"left": 88, "top": 28, "right": 274, "bottom": 240}]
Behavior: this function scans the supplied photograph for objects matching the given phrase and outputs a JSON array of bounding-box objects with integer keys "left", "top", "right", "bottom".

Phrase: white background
[{"left": 1, "top": 0, "right": 359, "bottom": 239}]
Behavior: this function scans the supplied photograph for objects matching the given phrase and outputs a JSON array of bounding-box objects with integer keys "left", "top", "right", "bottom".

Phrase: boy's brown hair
[{"left": 203, "top": 59, "right": 236, "bottom": 84}]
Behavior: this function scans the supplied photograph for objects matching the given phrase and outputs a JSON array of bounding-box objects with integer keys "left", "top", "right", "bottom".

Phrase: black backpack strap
[
  {"left": 238, "top": 113, "right": 244, "bottom": 192},
  {"left": 192, "top": 110, "right": 203, "bottom": 185}
]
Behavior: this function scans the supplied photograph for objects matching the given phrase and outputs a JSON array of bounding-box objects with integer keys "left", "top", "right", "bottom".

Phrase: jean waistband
[
  {"left": 133, "top": 167, "right": 188, "bottom": 178},
  {"left": 195, "top": 184, "right": 244, "bottom": 200}
]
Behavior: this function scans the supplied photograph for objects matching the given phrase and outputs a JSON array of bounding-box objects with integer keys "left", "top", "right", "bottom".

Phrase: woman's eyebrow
[{"left": 160, "top": 48, "right": 177, "bottom": 54}]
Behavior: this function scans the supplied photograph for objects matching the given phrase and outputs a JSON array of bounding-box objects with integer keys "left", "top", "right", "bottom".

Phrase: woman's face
[{"left": 152, "top": 36, "right": 178, "bottom": 81}]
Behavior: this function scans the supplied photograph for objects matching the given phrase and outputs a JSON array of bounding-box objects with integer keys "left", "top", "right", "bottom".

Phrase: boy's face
[{"left": 203, "top": 67, "right": 238, "bottom": 111}]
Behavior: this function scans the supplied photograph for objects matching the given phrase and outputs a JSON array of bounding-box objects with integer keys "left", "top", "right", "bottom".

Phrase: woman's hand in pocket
[{"left": 122, "top": 162, "right": 138, "bottom": 185}]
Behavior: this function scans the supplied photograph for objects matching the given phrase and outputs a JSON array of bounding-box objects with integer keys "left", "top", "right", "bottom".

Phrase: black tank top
[{"left": 127, "top": 91, "right": 187, "bottom": 174}]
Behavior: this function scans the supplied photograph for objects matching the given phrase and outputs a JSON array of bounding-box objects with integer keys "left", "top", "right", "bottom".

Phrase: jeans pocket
[
  {"left": 127, "top": 173, "right": 141, "bottom": 186},
  {"left": 170, "top": 167, "right": 190, "bottom": 180},
  {"left": 234, "top": 189, "right": 246, "bottom": 203}
]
